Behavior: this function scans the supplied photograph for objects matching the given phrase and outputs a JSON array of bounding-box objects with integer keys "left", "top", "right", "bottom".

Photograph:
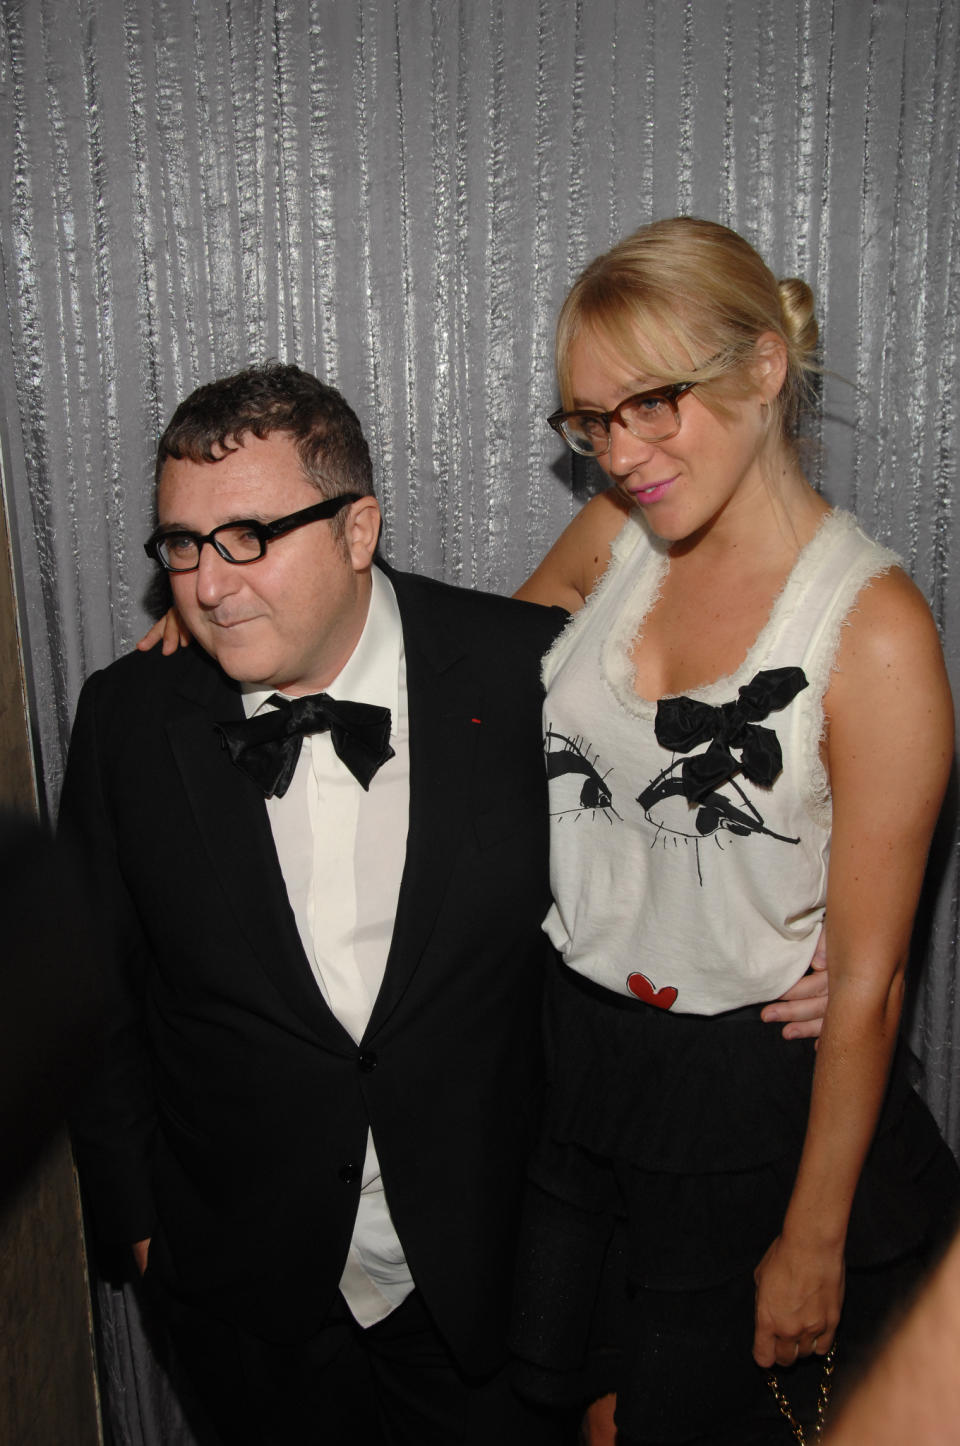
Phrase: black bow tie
[{"left": 216, "top": 693, "right": 395, "bottom": 797}]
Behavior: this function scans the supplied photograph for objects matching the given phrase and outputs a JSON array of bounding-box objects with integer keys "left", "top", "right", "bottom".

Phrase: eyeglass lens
[
  {"left": 562, "top": 393, "right": 681, "bottom": 456},
  {"left": 158, "top": 525, "right": 263, "bottom": 570}
]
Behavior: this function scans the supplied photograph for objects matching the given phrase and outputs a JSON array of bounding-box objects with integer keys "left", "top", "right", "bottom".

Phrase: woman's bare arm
[
  {"left": 513, "top": 489, "right": 631, "bottom": 610},
  {"left": 753, "top": 568, "right": 953, "bottom": 1367}
]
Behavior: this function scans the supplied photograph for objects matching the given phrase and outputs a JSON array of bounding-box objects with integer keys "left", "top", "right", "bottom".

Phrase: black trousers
[{"left": 149, "top": 1277, "right": 575, "bottom": 1446}]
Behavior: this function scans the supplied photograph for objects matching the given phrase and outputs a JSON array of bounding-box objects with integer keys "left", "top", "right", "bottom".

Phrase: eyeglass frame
[
  {"left": 144, "top": 492, "right": 363, "bottom": 573},
  {"left": 547, "top": 380, "right": 698, "bottom": 457}
]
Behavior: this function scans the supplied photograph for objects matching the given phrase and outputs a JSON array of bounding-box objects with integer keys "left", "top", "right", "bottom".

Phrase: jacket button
[
  {"left": 338, "top": 1162, "right": 361, "bottom": 1184},
  {"left": 358, "top": 1050, "right": 378, "bottom": 1073}
]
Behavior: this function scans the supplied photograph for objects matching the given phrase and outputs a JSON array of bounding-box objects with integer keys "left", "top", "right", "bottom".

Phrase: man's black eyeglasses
[{"left": 144, "top": 493, "right": 362, "bottom": 573}]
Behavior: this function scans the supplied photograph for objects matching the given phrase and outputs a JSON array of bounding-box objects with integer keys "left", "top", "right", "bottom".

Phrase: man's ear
[
  {"left": 752, "top": 331, "right": 789, "bottom": 403},
  {"left": 345, "top": 496, "right": 382, "bottom": 571}
]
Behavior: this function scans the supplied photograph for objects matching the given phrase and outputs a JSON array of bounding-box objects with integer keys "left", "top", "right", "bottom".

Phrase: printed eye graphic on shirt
[
  {"left": 637, "top": 766, "right": 800, "bottom": 886},
  {"left": 545, "top": 725, "right": 622, "bottom": 823},
  {"left": 638, "top": 667, "right": 807, "bottom": 886}
]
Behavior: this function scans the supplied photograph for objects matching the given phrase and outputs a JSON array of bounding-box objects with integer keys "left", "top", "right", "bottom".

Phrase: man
[
  {"left": 64, "top": 363, "right": 569, "bottom": 1445},
  {"left": 63, "top": 363, "right": 823, "bottom": 1445}
]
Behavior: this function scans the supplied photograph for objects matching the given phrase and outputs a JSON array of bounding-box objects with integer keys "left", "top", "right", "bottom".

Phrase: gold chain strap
[{"left": 766, "top": 1342, "right": 837, "bottom": 1444}]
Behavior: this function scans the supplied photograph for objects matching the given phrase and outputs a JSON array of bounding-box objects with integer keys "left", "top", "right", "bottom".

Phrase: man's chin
[
  {"left": 199, "top": 633, "right": 316, "bottom": 695},
  {"left": 203, "top": 639, "right": 278, "bottom": 689}
]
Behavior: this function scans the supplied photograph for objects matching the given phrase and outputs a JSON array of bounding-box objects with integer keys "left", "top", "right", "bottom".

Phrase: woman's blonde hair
[{"left": 556, "top": 217, "right": 819, "bottom": 441}]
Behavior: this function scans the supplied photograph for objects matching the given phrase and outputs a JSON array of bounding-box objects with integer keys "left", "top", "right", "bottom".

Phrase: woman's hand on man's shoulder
[{"left": 136, "top": 609, "right": 191, "bottom": 654}]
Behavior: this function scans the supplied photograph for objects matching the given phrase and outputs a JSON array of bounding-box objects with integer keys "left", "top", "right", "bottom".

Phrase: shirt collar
[{"left": 242, "top": 567, "right": 403, "bottom": 728}]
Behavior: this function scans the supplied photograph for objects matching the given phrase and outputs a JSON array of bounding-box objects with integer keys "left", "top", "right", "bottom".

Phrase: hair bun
[{"left": 778, "top": 277, "right": 818, "bottom": 359}]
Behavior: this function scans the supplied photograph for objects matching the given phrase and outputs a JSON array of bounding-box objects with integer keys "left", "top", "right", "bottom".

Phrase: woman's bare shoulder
[
  {"left": 514, "top": 489, "right": 632, "bottom": 611},
  {"left": 822, "top": 564, "right": 952, "bottom": 977},
  {"left": 830, "top": 565, "right": 946, "bottom": 688},
  {"left": 825, "top": 564, "right": 952, "bottom": 780}
]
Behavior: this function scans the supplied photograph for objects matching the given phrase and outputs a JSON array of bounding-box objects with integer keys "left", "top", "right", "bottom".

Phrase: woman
[{"left": 508, "top": 217, "right": 958, "bottom": 1444}]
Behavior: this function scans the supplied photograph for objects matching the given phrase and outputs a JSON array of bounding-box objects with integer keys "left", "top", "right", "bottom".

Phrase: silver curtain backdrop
[{"left": 1, "top": 1, "right": 959, "bottom": 1438}]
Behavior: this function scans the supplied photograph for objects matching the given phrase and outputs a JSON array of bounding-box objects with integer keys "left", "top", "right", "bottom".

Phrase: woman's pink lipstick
[{"left": 629, "top": 477, "right": 675, "bottom": 505}]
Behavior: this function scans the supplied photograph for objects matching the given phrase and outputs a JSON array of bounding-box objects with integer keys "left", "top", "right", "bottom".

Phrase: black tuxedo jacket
[{"left": 63, "top": 567, "right": 565, "bottom": 1371}]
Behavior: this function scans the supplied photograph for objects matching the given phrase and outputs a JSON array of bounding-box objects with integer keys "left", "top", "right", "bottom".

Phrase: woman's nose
[{"left": 606, "top": 418, "right": 656, "bottom": 476}]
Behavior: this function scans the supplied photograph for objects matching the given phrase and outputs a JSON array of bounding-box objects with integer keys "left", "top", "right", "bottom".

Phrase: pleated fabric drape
[{"left": 1, "top": 2, "right": 958, "bottom": 1439}]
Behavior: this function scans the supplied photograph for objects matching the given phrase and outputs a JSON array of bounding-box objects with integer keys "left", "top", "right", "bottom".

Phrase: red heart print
[{"left": 626, "top": 972, "right": 678, "bottom": 1010}]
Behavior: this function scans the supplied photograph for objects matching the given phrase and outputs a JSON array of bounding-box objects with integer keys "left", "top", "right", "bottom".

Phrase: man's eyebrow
[{"left": 155, "top": 512, "right": 273, "bottom": 530}]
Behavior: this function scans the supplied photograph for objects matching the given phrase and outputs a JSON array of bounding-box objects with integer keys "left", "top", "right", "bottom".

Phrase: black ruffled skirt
[{"left": 511, "top": 962, "right": 959, "bottom": 1444}]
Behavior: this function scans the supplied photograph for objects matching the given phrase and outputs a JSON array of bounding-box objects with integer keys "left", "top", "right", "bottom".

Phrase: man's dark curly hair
[{"left": 155, "top": 362, "right": 374, "bottom": 506}]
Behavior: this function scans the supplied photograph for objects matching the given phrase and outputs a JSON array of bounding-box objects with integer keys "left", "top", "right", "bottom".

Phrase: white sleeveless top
[{"left": 541, "top": 508, "right": 898, "bottom": 1015}]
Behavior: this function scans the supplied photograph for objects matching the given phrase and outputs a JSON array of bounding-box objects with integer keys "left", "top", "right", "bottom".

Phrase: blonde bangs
[
  {"left": 554, "top": 218, "right": 819, "bottom": 440},
  {"left": 557, "top": 277, "right": 753, "bottom": 418}
]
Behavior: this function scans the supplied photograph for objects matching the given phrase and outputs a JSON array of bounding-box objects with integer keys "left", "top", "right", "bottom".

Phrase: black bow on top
[
  {"left": 216, "top": 693, "right": 395, "bottom": 797},
  {"left": 654, "top": 666, "right": 808, "bottom": 804}
]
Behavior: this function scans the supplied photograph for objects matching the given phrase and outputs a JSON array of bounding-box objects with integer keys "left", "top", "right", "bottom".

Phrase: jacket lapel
[
  {"left": 365, "top": 569, "right": 482, "bottom": 1036},
  {"left": 164, "top": 651, "right": 355, "bottom": 1049}
]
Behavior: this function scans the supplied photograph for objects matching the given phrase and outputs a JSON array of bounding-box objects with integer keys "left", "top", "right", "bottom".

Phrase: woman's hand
[
  {"left": 762, "top": 926, "right": 828, "bottom": 1042},
  {"left": 136, "top": 608, "right": 191, "bottom": 653},
  {"left": 753, "top": 1232, "right": 845, "bottom": 1368}
]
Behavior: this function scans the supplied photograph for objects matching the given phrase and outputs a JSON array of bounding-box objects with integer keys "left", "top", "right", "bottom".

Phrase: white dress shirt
[{"left": 243, "top": 568, "right": 412, "bottom": 1325}]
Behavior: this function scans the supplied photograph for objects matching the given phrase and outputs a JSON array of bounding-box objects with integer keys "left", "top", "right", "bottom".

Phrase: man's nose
[{"left": 193, "top": 542, "right": 241, "bottom": 605}]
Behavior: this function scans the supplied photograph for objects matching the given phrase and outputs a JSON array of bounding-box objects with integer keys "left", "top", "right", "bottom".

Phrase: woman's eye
[{"left": 632, "top": 394, "right": 669, "bottom": 416}]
